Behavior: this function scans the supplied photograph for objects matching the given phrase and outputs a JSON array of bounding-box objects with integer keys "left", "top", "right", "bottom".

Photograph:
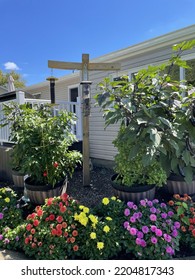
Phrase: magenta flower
[
  {"left": 166, "top": 246, "right": 174, "bottom": 255},
  {"left": 151, "top": 236, "right": 158, "bottom": 244},
  {"left": 151, "top": 225, "right": 157, "bottom": 232},
  {"left": 140, "top": 200, "right": 146, "bottom": 206},
  {"left": 0, "top": 213, "right": 4, "bottom": 219},
  {"left": 172, "top": 229, "right": 178, "bottom": 238},
  {"left": 123, "top": 221, "right": 129, "bottom": 229},
  {"left": 174, "top": 221, "right": 180, "bottom": 229},
  {"left": 147, "top": 201, "right": 153, "bottom": 207},
  {"left": 130, "top": 216, "right": 136, "bottom": 223},
  {"left": 136, "top": 238, "right": 142, "bottom": 245},
  {"left": 127, "top": 201, "right": 134, "bottom": 208},
  {"left": 133, "top": 213, "right": 139, "bottom": 219},
  {"left": 140, "top": 239, "right": 146, "bottom": 247},
  {"left": 150, "top": 207, "right": 157, "bottom": 213},
  {"left": 0, "top": 234, "right": 3, "bottom": 240},
  {"left": 137, "top": 231, "right": 144, "bottom": 239},
  {"left": 152, "top": 199, "right": 159, "bottom": 204},
  {"left": 133, "top": 204, "right": 138, "bottom": 210},
  {"left": 142, "top": 226, "right": 149, "bottom": 233},
  {"left": 155, "top": 228, "right": 163, "bottom": 237},
  {"left": 164, "top": 233, "right": 172, "bottom": 242},
  {"left": 129, "top": 227, "right": 137, "bottom": 236},
  {"left": 168, "top": 211, "right": 174, "bottom": 217},
  {"left": 161, "top": 212, "right": 167, "bottom": 219},
  {"left": 150, "top": 214, "right": 157, "bottom": 221},
  {"left": 160, "top": 202, "right": 166, "bottom": 208},
  {"left": 124, "top": 208, "right": 130, "bottom": 216}
]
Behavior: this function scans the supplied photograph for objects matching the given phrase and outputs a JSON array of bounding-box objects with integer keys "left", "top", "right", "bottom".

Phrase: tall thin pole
[{"left": 81, "top": 54, "right": 91, "bottom": 187}]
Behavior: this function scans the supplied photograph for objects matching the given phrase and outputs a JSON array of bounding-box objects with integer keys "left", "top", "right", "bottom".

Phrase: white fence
[{"left": 0, "top": 91, "right": 83, "bottom": 144}]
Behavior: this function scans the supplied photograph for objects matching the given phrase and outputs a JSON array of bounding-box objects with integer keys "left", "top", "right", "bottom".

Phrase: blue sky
[{"left": 1, "top": 0, "right": 195, "bottom": 86}]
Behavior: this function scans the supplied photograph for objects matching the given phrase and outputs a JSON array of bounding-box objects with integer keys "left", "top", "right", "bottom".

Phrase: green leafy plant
[
  {"left": 22, "top": 193, "right": 82, "bottom": 260},
  {"left": 1, "top": 103, "right": 82, "bottom": 186},
  {"left": 0, "top": 187, "right": 23, "bottom": 231},
  {"left": 95, "top": 40, "right": 195, "bottom": 184}
]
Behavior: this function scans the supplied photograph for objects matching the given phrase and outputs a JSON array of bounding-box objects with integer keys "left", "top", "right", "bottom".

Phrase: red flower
[
  {"left": 31, "top": 243, "right": 36, "bottom": 248},
  {"left": 49, "top": 214, "right": 55, "bottom": 221},
  {"left": 61, "top": 193, "right": 69, "bottom": 202},
  {"left": 71, "top": 224, "right": 76, "bottom": 229},
  {"left": 70, "top": 237, "right": 75, "bottom": 243},
  {"left": 47, "top": 198, "right": 53, "bottom": 206},
  {"left": 28, "top": 235, "right": 33, "bottom": 241},
  {"left": 33, "top": 220, "right": 39, "bottom": 227},
  {"left": 51, "top": 229, "right": 57, "bottom": 236},
  {"left": 56, "top": 230, "right": 62, "bottom": 236},
  {"left": 64, "top": 231, "right": 68, "bottom": 237},
  {"left": 192, "top": 229, "right": 195, "bottom": 237},
  {"left": 53, "top": 162, "right": 59, "bottom": 168},
  {"left": 37, "top": 209, "right": 43, "bottom": 217},
  {"left": 43, "top": 171, "right": 48, "bottom": 177},
  {"left": 56, "top": 216, "right": 63, "bottom": 223},
  {"left": 189, "top": 225, "right": 194, "bottom": 231},
  {"left": 31, "top": 228, "right": 36, "bottom": 235},
  {"left": 26, "top": 224, "right": 32, "bottom": 231},
  {"left": 60, "top": 206, "right": 67, "bottom": 213},
  {"left": 73, "top": 245, "right": 79, "bottom": 252},
  {"left": 25, "top": 238, "right": 29, "bottom": 244},
  {"left": 56, "top": 224, "right": 62, "bottom": 231},
  {"left": 72, "top": 230, "right": 78, "bottom": 237},
  {"left": 38, "top": 242, "right": 42, "bottom": 247},
  {"left": 62, "top": 222, "right": 67, "bottom": 229}
]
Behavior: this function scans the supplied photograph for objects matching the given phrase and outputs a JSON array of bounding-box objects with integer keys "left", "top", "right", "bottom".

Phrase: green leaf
[
  {"left": 177, "top": 206, "right": 184, "bottom": 215},
  {"left": 182, "top": 202, "right": 188, "bottom": 210},
  {"left": 181, "top": 216, "right": 190, "bottom": 226},
  {"left": 149, "top": 128, "right": 161, "bottom": 147},
  {"left": 158, "top": 117, "right": 172, "bottom": 128}
]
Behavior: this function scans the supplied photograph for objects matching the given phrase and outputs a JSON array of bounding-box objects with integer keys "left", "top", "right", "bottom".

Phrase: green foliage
[
  {"left": 0, "top": 187, "right": 23, "bottom": 231},
  {"left": 0, "top": 70, "right": 26, "bottom": 88},
  {"left": 1, "top": 103, "right": 82, "bottom": 186},
  {"left": 113, "top": 126, "right": 167, "bottom": 187},
  {"left": 95, "top": 40, "right": 195, "bottom": 183}
]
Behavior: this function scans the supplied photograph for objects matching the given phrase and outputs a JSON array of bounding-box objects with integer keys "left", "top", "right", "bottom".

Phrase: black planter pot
[
  {"left": 111, "top": 174, "right": 156, "bottom": 204},
  {"left": 167, "top": 173, "right": 195, "bottom": 196},
  {"left": 25, "top": 177, "right": 67, "bottom": 205}
]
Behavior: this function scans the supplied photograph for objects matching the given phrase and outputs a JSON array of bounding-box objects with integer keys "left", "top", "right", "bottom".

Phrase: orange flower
[
  {"left": 72, "top": 230, "right": 78, "bottom": 237},
  {"left": 168, "top": 200, "right": 174, "bottom": 206},
  {"left": 70, "top": 237, "right": 76, "bottom": 243},
  {"left": 73, "top": 245, "right": 79, "bottom": 252},
  {"left": 31, "top": 228, "right": 35, "bottom": 235},
  {"left": 181, "top": 226, "right": 186, "bottom": 232},
  {"left": 173, "top": 194, "right": 180, "bottom": 200},
  {"left": 62, "top": 222, "right": 67, "bottom": 229}
]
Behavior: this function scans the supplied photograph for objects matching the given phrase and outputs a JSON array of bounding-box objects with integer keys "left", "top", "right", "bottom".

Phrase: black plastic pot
[{"left": 111, "top": 174, "right": 156, "bottom": 204}]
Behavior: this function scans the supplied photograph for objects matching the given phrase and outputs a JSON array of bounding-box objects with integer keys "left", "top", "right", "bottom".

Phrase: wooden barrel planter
[
  {"left": 167, "top": 173, "right": 195, "bottom": 196},
  {"left": 111, "top": 174, "right": 156, "bottom": 204},
  {"left": 11, "top": 169, "right": 25, "bottom": 189},
  {"left": 24, "top": 177, "right": 68, "bottom": 205}
]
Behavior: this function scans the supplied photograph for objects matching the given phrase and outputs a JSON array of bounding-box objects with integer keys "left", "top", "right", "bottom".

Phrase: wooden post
[{"left": 48, "top": 55, "right": 120, "bottom": 187}]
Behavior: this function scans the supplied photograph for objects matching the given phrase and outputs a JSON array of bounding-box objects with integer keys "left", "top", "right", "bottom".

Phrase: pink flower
[
  {"left": 150, "top": 214, "right": 157, "bottom": 222},
  {"left": 140, "top": 239, "right": 146, "bottom": 247},
  {"left": 136, "top": 238, "right": 142, "bottom": 245},
  {"left": 151, "top": 225, "right": 157, "bottom": 232},
  {"left": 155, "top": 228, "right": 163, "bottom": 237},
  {"left": 124, "top": 208, "right": 130, "bottom": 216},
  {"left": 166, "top": 246, "right": 174, "bottom": 255},
  {"left": 142, "top": 226, "right": 149, "bottom": 233},
  {"left": 129, "top": 227, "right": 137, "bottom": 236},
  {"left": 151, "top": 236, "right": 158, "bottom": 244},
  {"left": 130, "top": 216, "right": 136, "bottom": 223}
]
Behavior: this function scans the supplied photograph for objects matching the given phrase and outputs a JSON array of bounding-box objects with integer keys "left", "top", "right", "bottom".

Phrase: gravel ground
[{"left": 67, "top": 166, "right": 115, "bottom": 207}]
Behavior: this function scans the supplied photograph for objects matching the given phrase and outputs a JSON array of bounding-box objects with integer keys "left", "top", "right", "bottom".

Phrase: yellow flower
[
  {"left": 103, "top": 225, "right": 110, "bottom": 233},
  {"left": 83, "top": 207, "right": 89, "bottom": 214},
  {"left": 111, "top": 196, "right": 117, "bottom": 200},
  {"left": 79, "top": 205, "right": 84, "bottom": 210},
  {"left": 102, "top": 197, "right": 109, "bottom": 205},
  {"left": 97, "top": 242, "right": 104, "bottom": 250},
  {"left": 89, "top": 214, "right": 98, "bottom": 224},
  {"left": 106, "top": 216, "right": 112, "bottom": 221},
  {"left": 4, "top": 197, "right": 10, "bottom": 203},
  {"left": 90, "top": 232, "right": 96, "bottom": 239}
]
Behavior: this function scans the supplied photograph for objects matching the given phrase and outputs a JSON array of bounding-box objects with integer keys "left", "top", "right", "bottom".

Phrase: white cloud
[{"left": 4, "top": 62, "right": 20, "bottom": 71}]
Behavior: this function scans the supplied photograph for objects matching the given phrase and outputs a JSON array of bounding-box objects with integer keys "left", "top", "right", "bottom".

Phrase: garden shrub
[{"left": 168, "top": 194, "right": 195, "bottom": 252}]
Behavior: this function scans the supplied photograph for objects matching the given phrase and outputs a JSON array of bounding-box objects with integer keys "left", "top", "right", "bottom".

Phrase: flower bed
[{"left": 0, "top": 186, "right": 195, "bottom": 259}]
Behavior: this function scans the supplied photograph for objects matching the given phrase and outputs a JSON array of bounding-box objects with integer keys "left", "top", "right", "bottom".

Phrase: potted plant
[
  {"left": 95, "top": 40, "right": 195, "bottom": 198},
  {"left": 1, "top": 103, "right": 82, "bottom": 204},
  {"left": 0, "top": 103, "right": 27, "bottom": 189}
]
